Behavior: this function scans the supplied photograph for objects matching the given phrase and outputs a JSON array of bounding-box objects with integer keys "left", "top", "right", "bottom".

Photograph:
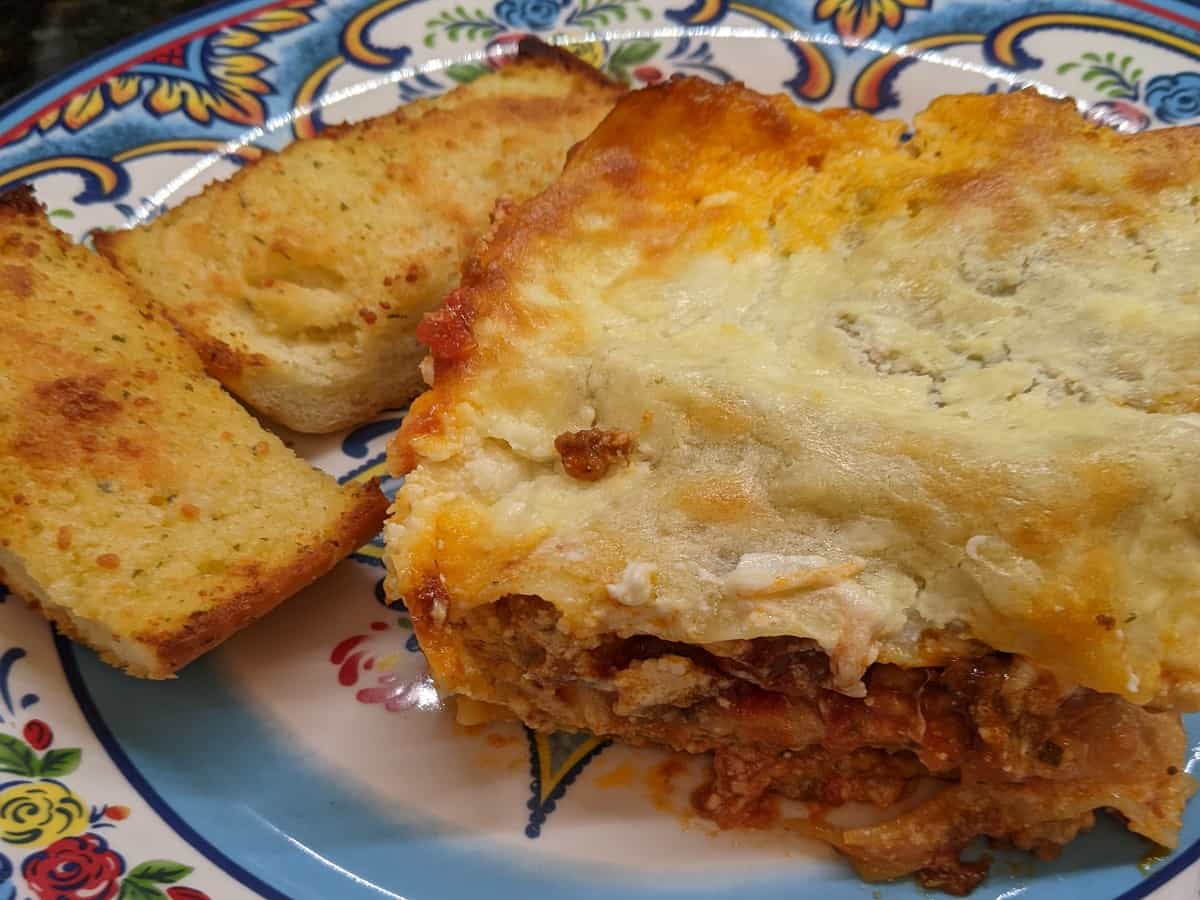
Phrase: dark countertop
[{"left": 0, "top": 0, "right": 211, "bottom": 104}]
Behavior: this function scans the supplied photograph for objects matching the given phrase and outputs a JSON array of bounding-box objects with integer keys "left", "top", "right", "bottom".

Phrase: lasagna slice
[{"left": 384, "top": 81, "right": 1199, "bottom": 892}]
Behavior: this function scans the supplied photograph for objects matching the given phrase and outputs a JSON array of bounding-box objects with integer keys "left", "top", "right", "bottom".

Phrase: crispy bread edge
[
  {"left": 10, "top": 480, "right": 388, "bottom": 679},
  {"left": 91, "top": 34, "right": 618, "bottom": 275},
  {"left": 4, "top": 432, "right": 387, "bottom": 678},
  {"left": 512, "top": 36, "right": 622, "bottom": 88},
  {"left": 4, "top": 581, "right": 161, "bottom": 679},
  {"left": 0, "top": 184, "right": 44, "bottom": 217},
  {"left": 144, "top": 478, "right": 388, "bottom": 675}
]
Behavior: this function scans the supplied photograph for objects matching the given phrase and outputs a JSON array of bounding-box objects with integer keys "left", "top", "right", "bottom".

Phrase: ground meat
[
  {"left": 446, "top": 596, "right": 1193, "bottom": 894},
  {"left": 704, "top": 636, "right": 830, "bottom": 698},
  {"left": 701, "top": 745, "right": 924, "bottom": 824},
  {"left": 554, "top": 428, "right": 633, "bottom": 480}
]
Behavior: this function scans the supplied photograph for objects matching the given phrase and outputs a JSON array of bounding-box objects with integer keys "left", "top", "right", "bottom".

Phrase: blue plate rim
[{"left": 2, "top": 0, "right": 1199, "bottom": 141}]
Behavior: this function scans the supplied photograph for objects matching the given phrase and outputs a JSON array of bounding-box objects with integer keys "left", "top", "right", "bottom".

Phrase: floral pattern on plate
[{"left": 0, "top": 609, "right": 213, "bottom": 900}]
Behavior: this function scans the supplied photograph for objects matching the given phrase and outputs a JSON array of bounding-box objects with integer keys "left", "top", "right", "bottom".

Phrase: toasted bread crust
[
  {"left": 0, "top": 184, "right": 44, "bottom": 216},
  {"left": 3, "top": 582, "right": 139, "bottom": 675},
  {"left": 96, "top": 39, "right": 622, "bottom": 433},
  {"left": 7, "top": 477, "right": 384, "bottom": 676},
  {"left": 512, "top": 36, "right": 621, "bottom": 88},
  {"left": 148, "top": 479, "right": 387, "bottom": 673},
  {"left": 1, "top": 189, "right": 387, "bottom": 676}
]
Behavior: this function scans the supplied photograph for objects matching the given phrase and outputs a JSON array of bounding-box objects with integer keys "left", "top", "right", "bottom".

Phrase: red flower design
[
  {"left": 166, "top": 888, "right": 212, "bottom": 900},
  {"left": 148, "top": 44, "right": 187, "bottom": 69},
  {"left": 1085, "top": 100, "right": 1151, "bottom": 134},
  {"left": 103, "top": 805, "right": 130, "bottom": 821},
  {"left": 21, "top": 833, "right": 125, "bottom": 900},
  {"left": 22, "top": 719, "right": 52, "bottom": 751},
  {"left": 485, "top": 32, "right": 532, "bottom": 68}
]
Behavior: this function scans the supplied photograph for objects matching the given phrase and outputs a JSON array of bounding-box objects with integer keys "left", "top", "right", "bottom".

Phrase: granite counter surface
[{"left": 1, "top": 0, "right": 210, "bottom": 104}]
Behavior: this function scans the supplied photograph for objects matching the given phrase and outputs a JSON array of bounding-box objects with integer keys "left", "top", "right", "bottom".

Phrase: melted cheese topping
[
  {"left": 724, "top": 553, "right": 866, "bottom": 597},
  {"left": 386, "top": 83, "right": 1200, "bottom": 710}
]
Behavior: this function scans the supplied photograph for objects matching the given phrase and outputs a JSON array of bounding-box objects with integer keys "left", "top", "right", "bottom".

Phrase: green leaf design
[
  {"left": 1081, "top": 68, "right": 1102, "bottom": 82},
  {"left": 1131, "top": 67, "right": 1143, "bottom": 85},
  {"left": 37, "top": 748, "right": 81, "bottom": 778},
  {"left": 0, "top": 734, "right": 37, "bottom": 777},
  {"left": 1121, "top": 54, "right": 1133, "bottom": 74},
  {"left": 443, "top": 18, "right": 501, "bottom": 41},
  {"left": 1082, "top": 51, "right": 1101, "bottom": 62},
  {"left": 425, "top": 7, "right": 500, "bottom": 42},
  {"left": 608, "top": 38, "right": 659, "bottom": 68},
  {"left": 47, "top": 208, "right": 75, "bottom": 219},
  {"left": 1104, "top": 51, "right": 1115, "bottom": 64},
  {"left": 570, "top": 0, "right": 650, "bottom": 27},
  {"left": 446, "top": 62, "right": 490, "bottom": 83},
  {"left": 117, "top": 880, "right": 166, "bottom": 900},
  {"left": 1056, "top": 62, "right": 1078, "bottom": 74},
  {"left": 127, "top": 861, "right": 194, "bottom": 884}
]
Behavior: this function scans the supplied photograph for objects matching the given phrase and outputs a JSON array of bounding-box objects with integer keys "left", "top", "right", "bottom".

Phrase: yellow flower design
[
  {"left": 563, "top": 40, "right": 606, "bottom": 70},
  {"left": 813, "top": 0, "right": 930, "bottom": 42},
  {"left": 19, "top": 1, "right": 318, "bottom": 139},
  {"left": 141, "top": 46, "right": 273, "bottom": 126},
  {"left": 0, "top": 780, "right": 89, "bottom": 848}
]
